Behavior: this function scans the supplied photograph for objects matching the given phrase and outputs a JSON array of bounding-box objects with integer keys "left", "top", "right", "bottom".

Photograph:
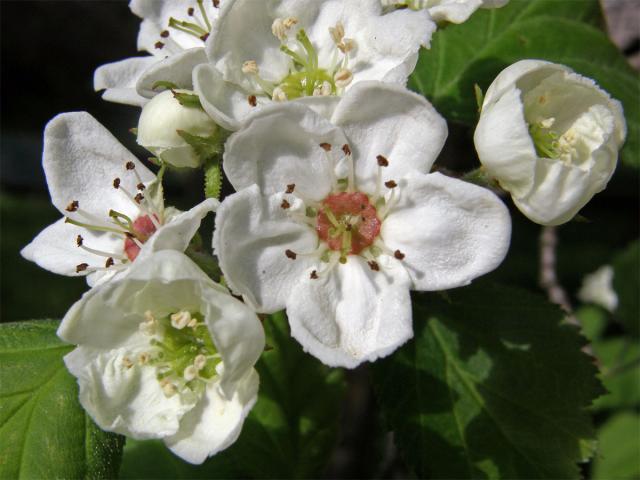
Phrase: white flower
[
  {"left": 578, "top": 265, "right": 618, "bottom": 313},
  {"left": 474, "top": 60, "right": 626, "bottom": 226},
  {"left": 58, "top": 250, "right": 265, "bottom": 464},
  {"left": 381, "top": 0, "right": 509, "bottom": 23},
  {"left": 193, "top": 0, "right": 435, "bottom": 130},
  {"left": 213, "top": 81, "right": 511, "bottom": 368},
  {"left": 21, "top": 112, "right": 217, "bottom": 286},
  {"left": 137, "top": 89, "right": 219, "bottom": 168},
  {"left": 94, "top": 0, "right": 222, "bottom": 106}
]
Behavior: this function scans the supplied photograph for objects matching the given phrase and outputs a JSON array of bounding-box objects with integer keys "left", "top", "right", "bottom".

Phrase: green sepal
[
  {"left": 153, "top": 80, "right": 179, "bottom": 91},
  {"left": 204, "top": 159, "right": 223, "bottom": 200},
  {"left": 171, "top": 90, "right": 203, "bottom": 109}
]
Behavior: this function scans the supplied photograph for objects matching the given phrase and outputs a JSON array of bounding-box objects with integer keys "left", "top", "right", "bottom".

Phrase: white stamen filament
[{"left": 78, "top": 243, "right": 126, "bottom": 260}]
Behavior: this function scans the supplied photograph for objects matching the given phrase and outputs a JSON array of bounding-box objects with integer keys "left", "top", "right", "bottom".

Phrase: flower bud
[
  {"left": 474, "top": 60, "right": 626, "bottom": 225},
  {"left": 137, "top": 89, "right": 218, "bottom": 168}
]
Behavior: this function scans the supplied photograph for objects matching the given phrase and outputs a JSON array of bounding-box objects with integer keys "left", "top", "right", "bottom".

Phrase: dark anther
[
  {"left": 66, "top": 200, "right": 79, "bottom": 212},
  {"left": 137, "top": 183, "right": 146, "bottom": 191},
  {"left": 342, "top": 144, "right": 351, "bottom": 156},
  {"left": 155, "top": 41, "right": 165, "bottom": 49},
  {"left": 377, "top": 155, "right": 389, "bottom": 167},
  {"left": 368, "top": 260, "right": 380, "bottom": 271},
  {"left": 160, "top": 30, "right": 170, "bottom": 38},
  {"left": 200, "top": 33, "right": 209, "bottom": 41},
  {"left": 126, "top": 161, "right": 135, "bottom": 170},
  {"left": 105, "top": 257, "right": 115, "bottom": 268},
  {"left": 248, "top": 95, "right": 257, "bottom": 107},
  {"left": 213, "top": 0, "right": 220, "bottom": 7},
  {"left": 385, "top": 180, "right": 397, "bottom": 188},
  {"left": 285, "top": 249, "right": 297, "bottom": 260},
  {"left": 345, "top": 224, "right": 352, "bottom": 231},
  {"left": 286, "top": 184, "right": 295, "bottom": 194},
  {"left": 76, "top": 263, "right": 89, "bottom": 273},
  {"left": 360, "top": 204, "right": 366, "bottom": 210},
  {"left": 319, "top": 142, "right": 332, "bottom": 151},
  {"left": 125, "top": 232, "right": 135, "bottom": 239},
  {"left": 187, "top": 7, "right": 195, "bottom": 15},
  {"left": 76, "top": 235, "right": 83, "bottom": 247},
  {"left": 281, "top": 199, "right": 291, "bottom": 209},
  {"left": 113, "top": 178, "right": 121, "bottom": 189},
  {"left": 394, "top": 249, "right": 405, "bottom": 260},
  {"left": 135, "top": 193, "right": 145, "bottom": 204},
  {"left": 310, "top": 270, "right": 318, "bottom": 279}
]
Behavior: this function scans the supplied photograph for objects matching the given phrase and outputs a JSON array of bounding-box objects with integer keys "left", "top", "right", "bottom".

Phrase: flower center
[
  {"left": 123, "top": 215, "right": 159, "bottom": 261},
  {"left": 154, "top": 0, "right": 219, "bottom": 51},
  {"left": 317, "top": 192, "right": 381, "bottom": 255},
  {"left": 134, "top": 310, "right": 221, "bottom": 398}
]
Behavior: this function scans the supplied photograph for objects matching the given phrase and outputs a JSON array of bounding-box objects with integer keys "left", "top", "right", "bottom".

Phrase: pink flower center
[
  {"left": 316, "top": 192, "right": 381, "bottom": 255},
  {"left": 124, "top": 215, "right": 158, "bottom": 261}
]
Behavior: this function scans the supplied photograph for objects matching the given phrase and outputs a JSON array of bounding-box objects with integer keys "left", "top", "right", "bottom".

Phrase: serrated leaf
[
  {"left": 592, "top": 412, "right": 640, "bottom": 480},
  {"left": 372, "top": 283, "right": 603, "bottom": 479},
  {"left": 612, "top": 240, "right": 640, "bottom": 336},
  {"left": 204, "top": 159, "right": 222, "bottom": 200},
  {"left": 0, "top": 320, "right": 124, "bottom": 479},
  {"left": 120, "top": 312, "right": 345, "bottom": 479},
  {"left": 410, "top": 0, "right": 639, "bottom": 169},
  {"left": 592, "top": 338, "right": 640, "bottom": 411}
]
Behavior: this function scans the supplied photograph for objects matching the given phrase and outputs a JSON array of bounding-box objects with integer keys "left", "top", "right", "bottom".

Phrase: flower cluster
[{"left": 23, "top": 0, "right": 626, "bottom": 465}]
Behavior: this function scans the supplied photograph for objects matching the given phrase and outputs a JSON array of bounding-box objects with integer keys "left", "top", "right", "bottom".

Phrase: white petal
[
  {"left": 65, "top": 345, "right": 196, "bottom": 439},
  {"left": 213, "top": 186, "right": 317, "bottom": 312},
  {"left": 136, "top": 199, "right": 218, "bottom": 262},
  {"left": 165, "top": 370, "right": 259, "bottom": 464},
  {"left": 136, "top": 48, "right": 207, "bottom": 99},
  {"left": 94, "top": 57, "right": 156, "bottom": 106},
  {"left": 43, "top": 112, "right": 155, "bottom": 220},
  {"left": 381, "top": 172, "right": 511, "bottom": 290},
  {"left": 193, "top": 64, "right": 255, "bottom": 131},
  {"left": 287, "top": 255, "right": 412, "bottom": 368},
  {"left": 20, "top": 217, "right": 124, "bottom": 278},
  {"left": 223, "top": 102, "right": 345, "bottom": 199},
  {"left": 294, "top": 95, "right": 341, "bottom": 120},
  {"left": 331, "top": 81, "right": 447, "bottom": 195},
  {"left": 428, "top": 0, "right": 483, "bottom": 23}
]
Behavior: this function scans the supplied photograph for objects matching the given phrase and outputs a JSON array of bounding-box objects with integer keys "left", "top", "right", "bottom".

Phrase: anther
[
  {"left": 160, "top": 30, "right": 169, "bottom": 38},
  {"left": 66, "top": 200, "right": 79, "bottom": 212},
  {"left": 385, "top": 180, "right": 397, "bottom": 188},
  {"left": 394, "top": 249, "right": 405, "bottom": 260},
  {"left": 285, "top": 249, "right": 297, "bottom": 260},
  {"left": 285, "top": 184, "right": 296, "bottom": 194},
  {"left": 138, "top": 352, "right": 151, "bottom": 365},
  {"left": 171, "top": 310, "right": 192, "bottom": 329},
  {"left": 329, "top": 21, "right": 345, "bottom": 44},
  {"left": 76, "top": 263, "right": 89, "bottom": 273},
  {"left": 184, "top": 365, "right": 198, "bottom": 381},
  {"left": 242, "top": 60, "right": 258, "bottom": 75},
  {"left": 281, "top": 199, "right": 291, "bottom": 209},
  {"left": 342, "top": 144, "right": 351, "bottom": 156},
  {"left": 155, "top": 41, "right": 165, "bottom": 49},
  {"left": 368, "top": 260, "right": 380, "bottom": 271},
  {"left": 137, "top": 182, "right": 146, "bottom": 191},
  {"left": 194, "top": 354, "right": 207, "bottom": 371},
  {"left": 113, "top": 178, "right": 121, "bottom": 189},
  {"left": 187, "top": 7, "right": 195, "bottom": 15},
  {"left": 162, "top": 381, "right": 177, "bottom": 397},
  {"left": 122, "top": 356, "right": 134, "bottom": 369},
  {"left": 134, "top": 193, "right": 144, "bottom": 204},
  {"left": 334, "top": 68, "right": 353, "bottom": 88},
  {"left": 272, "top": 87, "right": 287, "bottom": 102},
  {"left": 310, "top": 270, "right": 318, "bottom": 279},
  {"left": 377, "top": 155, "right": 389, "bottom": 167},
  {"left": 105, "top": 257, "right": 115, "bottom": 268},
  {"left": 200, "top": 33, "right": 209, "bottom": 41},
  {"left": 213, "top": 0, "right": 220, "bottom": 6},
  {"left": 248, "top": 95, "right": 257, "bottom": 107},
  {"left": 76, "top": 235, "right": 83, "bottom": 247},
  {"left": 320, "top": 143, "right": 332, "bottom": 151},
  {"left": 126, "top": 161, "right": 135, "bottom": 170}
]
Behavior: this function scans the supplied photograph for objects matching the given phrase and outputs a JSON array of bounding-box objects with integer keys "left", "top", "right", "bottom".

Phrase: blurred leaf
[
  {"left": 592, "top": 338, "right": 640, "bottom": 411},
  {"left": 410, "top": 0, "right": 639, "bottom": 169},
  {"left": 120, "top": 312, "right": 346, "bottom": 479},
  {"left": 0, "top": 320, "right": 124, "bottom": 479},
  {"left": 372, "top": 283, "right": 603, "bottom": 479},
  {"left": 613, "top": 240, "right": 640, "bottom": 336},
  {"left": 592, "top": 412, "right": 640, "bottom": 480},
  {"left": 576, "top": 305, "right": 608, "bottom": 342}
]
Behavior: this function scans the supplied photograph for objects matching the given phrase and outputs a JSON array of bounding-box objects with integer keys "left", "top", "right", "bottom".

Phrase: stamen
[
  {"left": 138, "top": 352, "right": 151, "bottom": 365},
  {"left": 334, "top": 68, "right": 353, "bottom": 88},
  {"left": 310, "top": 270, "right": 318, "bottom": 279},
  {"left": 368, "top": 260, "right": 380, "bottom": 271},
  {"left": 385, "top": 180, "right": 397, "bottom": 188},
  {"left": 194, "top": 354, "right": 207, "bottom": 371},
  {"left": 285, "top": 249, "right": 297, "bottom": 260},
  {"left": 113, "top": 178, "right": 121, "bottom": 189},
  {"left": 272, "top": 87, "right": 288, "bottom": 102},
  {"left": 197, "top": 0, "right": 212, "bottom": 32},
  {"left": 137, "top": 183, "right": 146, "bottom": 191},
  {"left": 66, "top": 200, "right": 79, "bottom": 212},
  {"left": 65, "top": 217, "right": 129, "bottom": 236},
  {"left": 76, "top": 235, "right": 126, "bottom": 260},
  {"left": 329, "top": 21, "right": 345, "bottom": 44},
  {"left": 122, "top": 356, "right": 134, "bottom": 369},
  {"left": 184, "top": 365, "right": 198, "bottom": 381},
  {"left": 286, "top": 183, "right": 296, "bottom": 194},
  {"left": 105, "top": 257, "right": 115, "bottom": 268},
  {"left": 394, "top": 249, "right": 405, "bottom": 260},
  {"left": 76, "top": 263, "right": 89, "bottom": 273},
  {"left": 320, "top": 143, "right": 332, "bottom": 151},
  {"left": 342, "top": 144, "right": 355, "bottom": 192},
  {"left": 248, "top": 95, "right": 257, "bottom": 107},
  {"left": 160, "top": 30, "right": 169, "bottom": 38},
  {"left": 155, "top": 41, "right": 164, "bottom": 50},
  {"left": 242, "top": 60, "right": 259, "bottom": 75},
  {"left": 377, "top": 155, "right": 389, "bottom": 167},
  {"left": 281, "top": 199, "right": 291, "bottom": 209},
  {"left": 171, "top": 311, "right": 192, "bottom": 330}
]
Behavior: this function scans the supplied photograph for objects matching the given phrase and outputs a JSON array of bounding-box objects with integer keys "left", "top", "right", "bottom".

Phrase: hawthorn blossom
[
  {"left": 21, "top": 112, "right": 217, "bottom": 286},
  {"left": 94, "top": 0, "right": 222, "bottom": 106},
  {"left": 381, "top": 0, "right": 509, "bottom": 24},
  {"left": 474, "top": 60, "right": 626, "bottom": 225},
  {"left": 137, "top": 89, "right": 219, "bottom": 168},
  {"left": 58, "top": 250, "right": 264, "bottom": 464},
  {"left": 193, "top": 0, "right": 435, "bottom": 130},
  {"left": 213, "top": 81, "right": 511, "bottom": 368}
]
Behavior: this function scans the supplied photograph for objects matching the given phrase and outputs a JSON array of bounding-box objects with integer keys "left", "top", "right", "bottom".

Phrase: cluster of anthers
[
  {"left": 153, "top": 0, "right": 220, "bottom": 52},
  {"left": 64, "top": 162, "right": 162, "bottom": 274},
  {"left": 241, "top": 17, "right": 357, "bottom": 106},
  {"left": 128, "top": 310, "right": 221, "bottom": 398},
  {"left": 280, "top": 142, "right": 405, "bottom": 279}
]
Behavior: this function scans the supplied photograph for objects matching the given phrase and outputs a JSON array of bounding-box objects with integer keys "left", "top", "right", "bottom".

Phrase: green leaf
[
  {"left": 612, "top": 240, "right": 640, "bottom": 336},
  {"left": 172, "top": 90, "right": 203, "bottom": 109},
  {"left": 0, "top": 320, "right": 124, "bottom": 479},
  {"left": 592, "top": 338, "right": 640, "bottom": 411},
  {"left": 372, "top": 283, "right": 603, "bottom": 479},
  {"left": 204, "top": 159, "right": 223, "bottom": 200},
  {"left": 120, "top": 312, "right": 346, "bottom": 479},
  {"left": 592, "top": 412, "right": 640, "bottom": 480},
  {"left": 410, "top": 0, "right": 639, "bottom": 169}
]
